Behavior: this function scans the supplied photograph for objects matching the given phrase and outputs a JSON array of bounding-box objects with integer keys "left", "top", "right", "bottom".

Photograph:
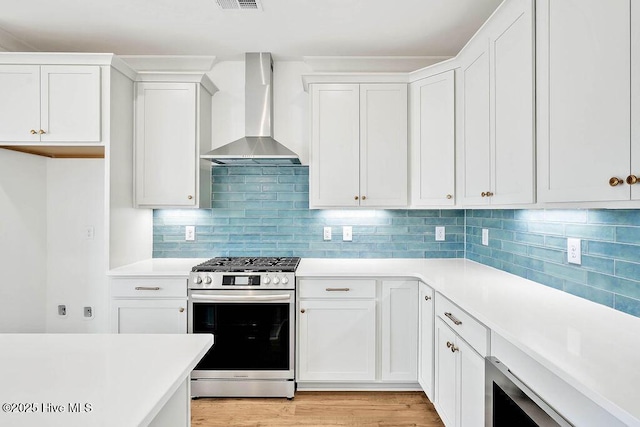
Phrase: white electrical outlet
[
  {"left": 185, "top": 226, "right": 196, "bottom": 241},
  {"left": 343, "top": 226, "right": 352, "bottom": 242},
  {"left": 323, "top": 227, "right": 332, "bottom": 241},
  {"left": 567, "top": 238, "right": 582, "bottom": 265},
  {"left": 482, "top": 229, "right": 489, "bottom": 246},
  {"left": 435, "top": 226, "right": 446, "bottom": 241}
]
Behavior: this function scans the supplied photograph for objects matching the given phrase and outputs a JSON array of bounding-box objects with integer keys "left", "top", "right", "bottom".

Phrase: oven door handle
[{"left": 190, "top": 293, "right": 292, "bottom": 303}]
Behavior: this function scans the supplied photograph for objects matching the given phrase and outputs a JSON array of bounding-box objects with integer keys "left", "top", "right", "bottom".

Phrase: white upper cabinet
[
  {"left": 460, "top": 48, "right": 491, "bottom": 206},
  {"left": 537, "top": 0, "right": 632, "bottom": 203},
  {"left": 410, "top": 70, "right": 456, "bottom": 207},
  {"left": 310, "top": 82, "right": 408, "bottom": 208},
  {"left": 359, "top": 84, "right": 408, "bottom": 207},
  {"left": 134, "top": 78, "right": 213, "bottom": 208},
  {"left": 0, "top": 66, "right": 40, "bottom": 142},
  {"left": 310, "top": 84, "right": 361, "bottom": 207},
  {"left": 459, "top": 0, "right": 535, "bottom": 206},
  {"left": 631, "top": 1, "right": 640, "bottom": 200},
  {"left": 0, "top": 65, "right": 101, "bottom": 144},
  {"left": 489, "top": 1, "right": 535, "bottom": 205}
]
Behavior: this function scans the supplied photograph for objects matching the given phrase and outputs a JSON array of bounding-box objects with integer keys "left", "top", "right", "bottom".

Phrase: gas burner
[{"left": 192, "top": 257, "right": 301, "bottom": 273}]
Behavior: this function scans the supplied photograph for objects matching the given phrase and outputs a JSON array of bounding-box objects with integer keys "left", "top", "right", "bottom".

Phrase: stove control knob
[
  {"left": 204, "top": 276, "right": 212, "bottom": 285},
  {"left": 263, "top": 276, "right": 271, "bottom": 284},
  {"left": 273, "top": 276, "right": 280, "bottom": 285},
  {"left": 195, "top": 276, "right": 203, "bottom": 285},
  {"left": 281, "top": 276, "right": 289, "bottom": 285}
]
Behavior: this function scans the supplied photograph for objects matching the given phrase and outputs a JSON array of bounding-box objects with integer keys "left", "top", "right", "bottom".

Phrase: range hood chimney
[{"left": 201, "top": 52, "right": 300, "bottom": 165}]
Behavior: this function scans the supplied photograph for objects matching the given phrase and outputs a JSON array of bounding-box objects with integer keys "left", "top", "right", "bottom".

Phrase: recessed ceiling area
[{"left": 0, "top": 0, "right": 503, "bottom": 59}]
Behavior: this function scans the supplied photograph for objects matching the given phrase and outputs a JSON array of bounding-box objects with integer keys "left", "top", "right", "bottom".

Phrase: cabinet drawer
[
  {"left": 298, "top": 279, "right": 376, "bottom": 299},
  {"left": 111, "top": 277, "right": 187, "bottom": 298},
  {"left": 435, "top": 293, "right": 488, "bottom": 357}
]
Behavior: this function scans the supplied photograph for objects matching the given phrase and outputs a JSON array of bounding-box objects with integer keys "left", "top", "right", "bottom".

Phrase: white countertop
[
  {"left": 108, "top": 258, "right": 207, "bottom": 277},
  {"left": 108, "top": 257, "right": 640, "bottom": 424},
  {"left": 297, "top": 258, "right": 640, "bottom": 426},
  {"left": 0, "top": 333, "right": 213, "bottom": 427}
]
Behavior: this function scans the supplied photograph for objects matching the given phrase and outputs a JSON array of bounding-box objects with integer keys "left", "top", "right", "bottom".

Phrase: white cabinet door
[
  {"left": 490, "top": 0, "right": 535, "bottom": 205},
  {"left": 460, "top": 0, "right": 534, "bottom": 207},
  {"left": 418, "top": 282, "right": 435, "bottom": 400},
  {"left": 40, "top": 65, "right": 101, "bottom": 143},
  {"left": 537, "top": 0, "right": 631, "bottom": 202},
  {"left": 0, "top": 65, "right": 40, "bottom": 142},
  {"left": 135, "top": 82, "right": 198, "bottom": 207},
  {"left": 298, "top": 299, "right": 376, "bottom": 382},
  {"left": 111, "top": 299, "right": 187, "bottom": 334},
  {"left": 410, "top": 71, "right": 455, "bottom": 207},
  {"left": 632, "top": 2, "right": 640, "bottom": 200},
  {"left": 435, "top": 317, "right": 458, "bottom": 427},
  {"left": 458, "top": 337, "right": 485, "bottom": 427},
  {"left": 381, "top": 280, "right": 418, "bottom": 382},
  {"left": 460, "top": 48, "right": 491, "bottom": 206},
  {"left": 310, "top": 84, "right": 360, "bottom": 207},
  {"left": 359, "top": 84, "right": 408, "bottom": 207}
]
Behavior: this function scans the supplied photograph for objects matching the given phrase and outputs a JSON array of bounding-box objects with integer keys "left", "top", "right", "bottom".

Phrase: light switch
[
  {"left": 343, "top": 226, "right": 352, "bottom": 242},
  {"left": 482, "top": 229, "right": 489, "bottom": 246}
]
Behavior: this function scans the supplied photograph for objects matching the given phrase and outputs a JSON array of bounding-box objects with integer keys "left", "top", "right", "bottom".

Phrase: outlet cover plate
[
  {"left": 435, "top": 226, "right": 446, "bottom": 241},
  {"left": 323, "top": 227, "right": 332, "bottom": 241},
  {"left": 343, "top": 226, "right": 352, "bottom": 242},
  {"left": 567, "top": 238, "right": 582, "bottom": 265},
  {"left": 482, "top": 229, "right": 489, "bottom": 246},
  {"left": 185, "top": 225, "right": 196, "bottom": 241}
]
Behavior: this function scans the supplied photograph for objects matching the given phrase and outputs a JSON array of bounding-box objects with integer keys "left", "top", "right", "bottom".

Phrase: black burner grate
[{"left": 192, "top": 257, "right": 301, "bottom": 272}]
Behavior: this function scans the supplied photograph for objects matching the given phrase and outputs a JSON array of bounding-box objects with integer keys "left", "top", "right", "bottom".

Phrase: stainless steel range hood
[{"left": 201, "top": 53, "right": 300, "bottom": 165}]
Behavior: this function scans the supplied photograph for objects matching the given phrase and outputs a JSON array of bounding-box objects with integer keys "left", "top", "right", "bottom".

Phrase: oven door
[
  {"left": 486, "top": 357, "right": 572, "bottom": 427},
  {"left": 188, "top": 289, "right": 294, "bottom": 380}
]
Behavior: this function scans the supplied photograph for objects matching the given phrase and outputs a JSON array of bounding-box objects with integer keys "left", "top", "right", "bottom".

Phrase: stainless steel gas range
[{"left": 188, "top": 257, "right": 300, "bottom": 399}]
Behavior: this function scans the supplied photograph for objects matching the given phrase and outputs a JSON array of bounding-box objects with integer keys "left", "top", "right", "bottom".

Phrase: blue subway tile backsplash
[
  {"left": 153, "top": 166, "right": 640, "bottom": 318},
  {"left": 153, "top": 166, "right": 465, "bottom": 260},
  {"left": 466, "top": 209, "right": 640, "bottom": 318}
]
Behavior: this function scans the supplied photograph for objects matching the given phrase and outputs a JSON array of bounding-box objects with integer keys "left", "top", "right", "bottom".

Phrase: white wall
[
  {"left": 46, "top": 159, "right": 106, "bottom": 333},
  {"left": 0, "top": 149, "right": 47, "bottom": 332},
  {"left": 207, "top": 60, "right": 313, "bottom": 164}
]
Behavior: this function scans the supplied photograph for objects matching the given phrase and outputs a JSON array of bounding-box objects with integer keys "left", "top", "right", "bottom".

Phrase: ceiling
[{"left": 0, "top": 0, "right": 503, "bottom": 60}]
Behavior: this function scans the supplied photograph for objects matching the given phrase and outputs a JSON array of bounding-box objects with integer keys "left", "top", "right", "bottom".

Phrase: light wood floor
[{"left": 191, "top": 391, "right": 444, "bottom": 427}]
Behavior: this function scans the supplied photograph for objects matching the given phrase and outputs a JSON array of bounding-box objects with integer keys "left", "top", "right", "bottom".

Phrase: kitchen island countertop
[{"left": 0, "top": 333, "right": 213, "bottom": 427}]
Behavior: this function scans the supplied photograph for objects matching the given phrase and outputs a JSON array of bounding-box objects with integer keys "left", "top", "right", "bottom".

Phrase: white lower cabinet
[
  {"left": 110, "top": 277, "right": 187, "bottom": 334},
  {"left": 298, "top": 299, "right": 376, "bottom": 381},
  {"left": 296, "top": 278, "right": 418, "bottom": 385},
  {"left": 418, "top": 282, "right": 435, "bottom": 400},
  {"left": 381, "top": 280, "right": 419, "bottom": 382},
  {"left": 435, "top": 318, "right": 485, "bottom": 427},
  {"left": 434, "top": 294, "right": 488, "bottom": 427}
]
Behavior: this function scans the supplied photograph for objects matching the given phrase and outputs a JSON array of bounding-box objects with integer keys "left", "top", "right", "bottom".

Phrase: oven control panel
[{"left": 189, "top": 272, "right": 295, "bottom": 290}]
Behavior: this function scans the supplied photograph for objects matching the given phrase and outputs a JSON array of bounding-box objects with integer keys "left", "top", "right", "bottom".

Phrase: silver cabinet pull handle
[
  {"left": 326, "top": 288, "right": 350, "bottom": 292},
  {"left": 444, "top": 312, "right": 462, "bottom": 325},
  {"left": 135, "top": 287, "right": 161, "bottom": 291}
]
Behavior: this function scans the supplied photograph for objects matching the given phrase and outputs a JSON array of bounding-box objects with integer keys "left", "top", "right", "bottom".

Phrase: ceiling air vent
[{"left": 216, "top": 0, "right": 263, "bottom": 10}]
